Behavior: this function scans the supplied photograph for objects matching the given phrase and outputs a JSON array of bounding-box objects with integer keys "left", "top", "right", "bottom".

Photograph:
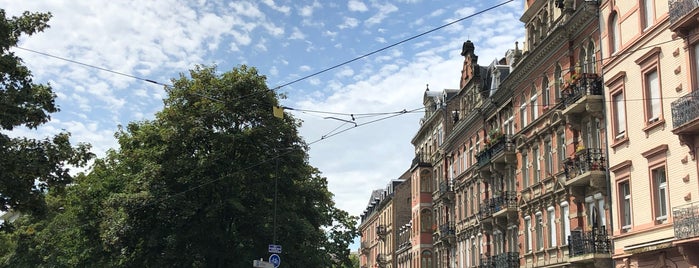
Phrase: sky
[{"left": 3, "top": 0, "right": 524, "bottom": 250}]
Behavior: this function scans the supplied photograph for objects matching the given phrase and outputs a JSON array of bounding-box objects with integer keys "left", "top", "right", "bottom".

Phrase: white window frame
[
  {"left": 620, "top": 181, "right": 632, "bottom": 231},
  {"left": 653, "top": 166, "right": 668, "bottom": 223},
  {"left": 646, "top": 70, "right": 661, "bottom": 123},
  {"left": 525, "top": 216, "right": 532, "bottom": 252},
  {"left": 561, "top": 201, "right": 570, "bottom": 245},
  {"left": 535, "top": 212, "right": 544, "bottom": 250},
  {"left": 613, "top": 92, "right": 626, "bottom": 139},
  {"left": 548, "top": 206, "right": 557, "bottom": 247}
]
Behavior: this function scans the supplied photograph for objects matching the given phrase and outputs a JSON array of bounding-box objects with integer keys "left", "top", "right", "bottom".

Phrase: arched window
[
  {"left": 554, "top": 64, "right": 562, "bottom": 100},
  {"left": 421, "top": 250, "right": 433, "bottom": 268},
  {"left": 587, "top": 40, "right": 596, "bottom": 73},
  {"left": 542, "top": 76, "right": 550, "bottom": 108},
  {"left": 609, "top": 12, "right": 619, "bottom": 54},
  {"left": 420, "top": 209, "right": 433, "bottom": 233}
]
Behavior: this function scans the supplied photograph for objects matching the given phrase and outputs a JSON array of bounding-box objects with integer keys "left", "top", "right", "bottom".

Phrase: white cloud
[
  {"left": 365, "top": 3, "right": 398, "bottom": 26},
  {"left": 261, "top": 0, "right": 291, "bottom": 15},
  {"left": 348, "top": 0, "right": 368, "bottom": 12},
  {"left": 338, "top": 17, "right": 360, "bottom": 29},
  {"left": 289, "top": 27, "right": 306, "bottom": 40},
  {"left": 298, "top": 1, "right": 321, "bottom": 17},
  {"left": 299, "top": 65, "right": 312, "bottom": 72}
]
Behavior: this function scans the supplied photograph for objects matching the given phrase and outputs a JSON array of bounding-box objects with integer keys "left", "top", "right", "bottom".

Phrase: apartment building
[
  {"left": 600, "top": 0, "right": 699, "bottom": 267},
  {"left": 359, "top": 175, "right": 412, "bottom": 268},
  {"left": 668, "top": 0, "right": 699, "bottom": 265}
]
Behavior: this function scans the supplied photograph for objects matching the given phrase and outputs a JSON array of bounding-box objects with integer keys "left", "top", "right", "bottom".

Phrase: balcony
[
  {"left": 491, "top": 191, "right": 518, "bottom": 219},
  {"left": 493, "top": 252, "right": 519, "bottom": 268},
  {"left": 411, "top": 153, "right": 431, "bottom": 168},
  {"left": 673, "top": 201, "right": 699, "bottom": 241},
  {"left": 560, "top": 74, "right": 603, "bottom": 119},
  {"left": 669, "top": 0, "right": 699, "bottom": 35},
  {"left": 671, "top": 90, "right": 699, "bottom": 158},
  {"left": 476, "top": 135, "right": 516, "bottom": 168},
  {"left": 568, "top": 228, "right": 611, "bottom": 263},
  {"left": 479, "top": 256, "right": 493, "bottom": 268},
  {"left": 376, "top": 225, "right": 387, "bottom": 241},
  {"left": 436, "top": 180, "right": 455, "bottom": 203},
  {"left": 563, "top": 148, "right": 606, "bottom": 188}
]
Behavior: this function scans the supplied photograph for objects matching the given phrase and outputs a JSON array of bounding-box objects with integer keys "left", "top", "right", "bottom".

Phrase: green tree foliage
[
  {"left": 0, "top": 9, "right": 93, "bottom": 215},
  {"left": 1, "top": 65, "right": 358, "bottom": 267}
]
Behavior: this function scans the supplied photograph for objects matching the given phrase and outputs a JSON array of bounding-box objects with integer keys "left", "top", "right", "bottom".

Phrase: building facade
[
  {"left": 359, "top": 175, "right": 412, "bottom": 268},
  {"left": 668, "top": 0, "right": 699, "bottom": 265},
  {"left": 601, "top": 0, "right": 699, "bottom": 267},
  {"left": 360, "top": 1, "right": 699, "bottom": 268}
]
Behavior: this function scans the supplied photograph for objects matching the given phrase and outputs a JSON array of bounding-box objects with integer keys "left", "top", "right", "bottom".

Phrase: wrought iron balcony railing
[
  {"left": 673, "top": 201, "right": 699, "bottom": 240},
  {"left": 439, "top": 223, "right": 455, "bottom": 236},
  {"left": 492, "top": 191, "right": 518, "bottom": 214},
  {"left": 478, "top": 191, "right": 517, "bottom": 219},
  {"left": 479, "top": 256, "right": 494, "bottom": 268},
  {"left": 476, "top": 134, "right": 514, "bottom": 167},
  {"left": 671, "top": 89, "right": 699, "bottom": 129},
  {"left": 669, "top": 0, "right": 699, "bottom": 25},
  {"left": 563, "top": 148, "right": 606, "bottom": 180},
  {"left": 568, "top": 227, "right": 611, "bottom": 257},
  {"left": 560, "top": 74, "right": 603, "bottom": 108},
  {"left": 493, "top": 252, "right": 519, "bottom": 268}
]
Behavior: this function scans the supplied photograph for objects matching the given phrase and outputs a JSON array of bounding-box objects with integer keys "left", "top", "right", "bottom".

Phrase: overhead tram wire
[
  {"left": 269, "top": 1, "right": 515, "bottom": 90},
  {"left": 15, "top": 0, "right": 516, "bottom": 114}
]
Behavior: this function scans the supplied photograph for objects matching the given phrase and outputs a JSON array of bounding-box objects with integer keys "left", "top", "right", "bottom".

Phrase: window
[
  {"left": 522, "top": 153, "right": 529, "bottom": 188},
  {"left": 545, "top": 139, "right": 553, "bottom": 176},
  {"left": 652, "top": 166, "right": 668, "bottom": 223},
  {"left": 504, "top": 108, "right": 514, "bottom": 136},
  {"left": 536, "top": 212, "right": 544, "bottom": 250},
  {"left": 561, "top": 202, "right": 570, "bottom": 245},
  {"left": 520, "top": 97, "right": 528, "bottom": 129},
  {"left": 525, "top": 216, "right": 532, "bottom": 252},
  {"left": 557, "top": 131, "right": 566, "bottom": 164},
  {"left": 469, "top": 141, "right": 474, "bottom": 168},
  {"left": 644, "top": 70, "right": 662, "bottom": 123},
  {"left": 643, "top": 0, "right": 654, "bottom": 29},
  {"left": 619, "top": 181, "right": 632, "bottom": 231},
  {"left": 533, "top": 146, "right": 540, "bottom": 184},
  {"left": 421, "top": 175, "right": 432, "bottom": 193},
  {"left": 508, "top": 225, "right": 518, "bottom": 252},
  {"left": 530, "top": 86, "right": 538, "bottom": 121},
  {"left": 612, "top": 91, "right": 626, "bottom": 140},
  {"left": 470, "top": 237, "right": 477, "bottom": 267},
  {"left": 421, "top": 209, "right": 433, "bottom": 232},
  {"left": 555, "top": 64, "right": 563, "bottom": 101},
  {"left": 542, "top": 76, "right": 550, "bottom": 108},
  {"left": 587, "top": 41, "right": 596, "bottom": 73},
  {"left": 610, "top": 13, "right": 619, "bottom": 54},
  {"left": 421, "top": 250, "right": 433, "bottom": 268},
  {"left": 494, "top": 231, "right": 504, "bottom": 255},
  {"left": 548, "top": 207, "right": 557, "bottom": 247}
]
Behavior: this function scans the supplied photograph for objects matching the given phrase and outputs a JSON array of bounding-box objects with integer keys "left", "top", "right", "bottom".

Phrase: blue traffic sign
[
  {"left": 268, "top": 244, "right": 282, "bottom": 254},
  {"left": 269, "top": 254, "right": 281, "bottom": 268}
]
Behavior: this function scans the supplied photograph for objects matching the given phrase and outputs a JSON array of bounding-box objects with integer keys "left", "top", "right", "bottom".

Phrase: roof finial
[{"left": 426, "top": 84, "right": 430, "bottom": 91}]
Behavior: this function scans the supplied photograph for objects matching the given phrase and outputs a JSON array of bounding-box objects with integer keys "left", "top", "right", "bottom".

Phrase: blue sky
[{"left": 3, "top": 0, "right": 524, "bottom": 250}]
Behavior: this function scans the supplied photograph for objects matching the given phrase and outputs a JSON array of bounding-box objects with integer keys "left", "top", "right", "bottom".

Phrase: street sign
[
  {"left": 269, "top": 254, "right": 281, "bottom": 268},
  {"left": 253, "top": 259, "right": 274, "bottom": 268},
  {"left": 268, "top": 244, "right": 282, "bottom": 254}
]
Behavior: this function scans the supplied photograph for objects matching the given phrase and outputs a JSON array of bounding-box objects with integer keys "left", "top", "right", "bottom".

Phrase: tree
[
  {"left": 0, "top": 9, "right": 93, "bottom": 215},
  {"left": 2, "top": 65, "right": 357, "bottom": 267}
]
